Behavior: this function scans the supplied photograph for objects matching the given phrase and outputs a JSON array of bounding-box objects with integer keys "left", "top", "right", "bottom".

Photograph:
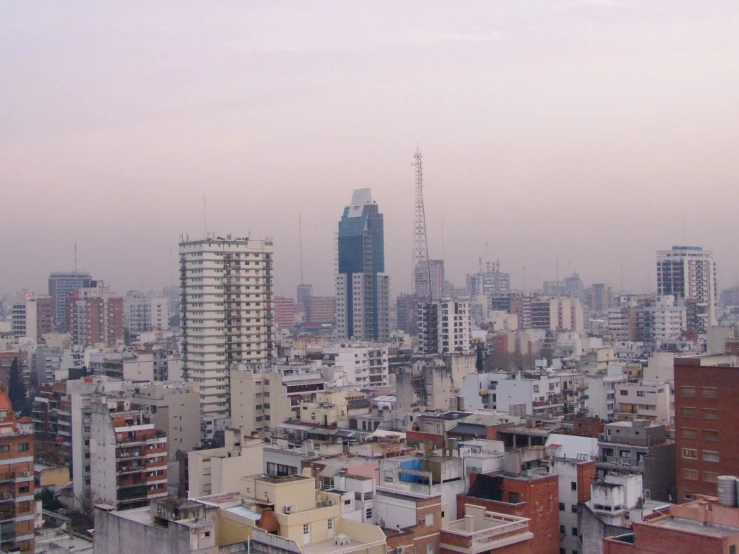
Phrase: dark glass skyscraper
[{"left": 336, "top": 189, "right": 389, "bottom": 341}]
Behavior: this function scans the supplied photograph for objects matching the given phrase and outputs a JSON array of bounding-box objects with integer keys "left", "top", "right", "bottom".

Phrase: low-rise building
[{"left": 440, "top": 504, "right": 534, "bottom": 554}]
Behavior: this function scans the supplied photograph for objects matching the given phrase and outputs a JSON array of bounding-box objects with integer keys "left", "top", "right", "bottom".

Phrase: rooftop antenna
[
  {"left": 203, "top": 195, "right": 208, "bottom": 239},
  {"left": 412, "top": 148, "right": 432, "bottom": 300},
  {"left": 299, "top": 213, "right": 305, "bottom": 285}
]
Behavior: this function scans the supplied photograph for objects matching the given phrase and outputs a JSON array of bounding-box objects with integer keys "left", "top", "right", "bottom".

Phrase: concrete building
[
  {"left": 336, "top": 189, "right": 390, "bottom": 342},
  {"left": 182, "top": 428, "right": 264, "bottom": 498},
  {"left": 123, "top": 381, "right": 201, "bottom": 459},
  {"left": 67, "top": 281, "right": 124, "bottom": 348},
  {"left": 457, "top": 472, "right": 560, "bottom": 554},
  {"left": 597, "top": 420, "right": 676, "bottom": 503},
  {"left": 530, "top": 297, "right": 584, "bottom": 332},
  {"left": 89, "top": 395, "right": 168, "bottom": 510},
  {"left": 48, "top": 271, "right": 92, "bottom": 331},
  {"left": 11, "top": 294, "right": 52, "bottom": 341},
  {"left": 580, "top": 473, "right": 670, "bottom": 554},
  {"left": 657, "top": 245, "right": 718, "bottom": 332},
  {"left": 305, "top": 296, "right": 336, "bottom": 326},
  {"left": 179, "top": 235, "right": 275, "bottom": 442},
  {"left": 396, "top": 356, "right": 476, "bottom": 412},
  {"left": 584, "top": 365, "right": 629, "bottom": 422},
  {"left": 274, "top": 296, "right": 296, "bottom": 329},
  {"left": 322, "top": 343, "right": 388, "bottom": 387},
  {"left": 614, "top": 382, "right": 671, "bottom": 428},
  {"left": 0, "top": 390, "right": 36, "bottom": 553},
  {"left": 418, "top": 299, "right": 471, "bottom": 355},
  {"left": 231, "top": 363, "right": 326, "bottom": 437},
  {"left": 635, "top": 295, "right": 687, "bottom": 345},
  {"left": 552, "top": 456, "right": 597, "bottom": 554},
  {"left": 124, "top": 290, "right": 151, "bottom": 333},
  {"left": 374, "top": 488, "right": 444, "bottom": 554},
  {"left": 461, "top": 372, "right": 565, "bottom": 418},
  {"left": 603, "top": 490, "right": 739, "bottom": 554},
  {"left": 466, "top": 265, "right": 511, "bottom": 300},
  {"left": 674, "top": 355, "right": 739, "bottom": 502}
]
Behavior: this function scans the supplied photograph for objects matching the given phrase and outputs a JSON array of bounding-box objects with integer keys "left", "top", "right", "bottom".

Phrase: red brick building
[
  {"left": 603, "top": 494, "right": 739, "bottom": 553},
  {"left": 674, "top": 356, "right": 739, "bottom": 502},
  {"left": 67, "top": 282, "right": 124, "bottom": 348},
  {"left": 456, "top": 473, "right": 560, "bottom": 554},
  {"left": 274, "top": 296, "right": 295, "bottom": 328}
]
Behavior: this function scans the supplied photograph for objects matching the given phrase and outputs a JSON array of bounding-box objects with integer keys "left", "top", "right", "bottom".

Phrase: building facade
[
  {"left": 418, "top": 299, "right": 472, "bottom": 355},
  {"left": 657, "top": 245, "right": 717, "bottom": 332},
  {"left": 67, "top": 281, "right": 124, "bottom": 348},
  {"left": 179, "top": 235, "right": 275, "bottom": 442},
  {"left": 48, "top": 271, "right": 92, "bottom": 331},
  {"left": 336, "top": 189, "right": 390, "bottom": 342}
]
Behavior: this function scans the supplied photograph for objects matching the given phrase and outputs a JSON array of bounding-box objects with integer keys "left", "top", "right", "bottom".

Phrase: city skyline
[{"left": 2, "top": 1, "right": 739, "bottom": 298}]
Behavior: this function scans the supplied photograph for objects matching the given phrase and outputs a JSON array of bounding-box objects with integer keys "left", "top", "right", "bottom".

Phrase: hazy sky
[{"left": 2, "top": 1, "right": 738, "bottom": 299}]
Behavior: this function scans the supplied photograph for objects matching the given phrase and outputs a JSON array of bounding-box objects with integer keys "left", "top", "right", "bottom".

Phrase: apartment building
[
  {"left": 11, "top": 294, "right": 52, "bottom": 341},
  {"left": 418, "top": 299, "right": 472, "bottom": 355},
  {"left": 0, "top": 391, "right": 36, "bottom": 554},
  {"left": 179, "top": 235, "right": 275, "bottom": 441},
  {"left": 48, "top": 271, "right": 92, "bottom": 331},
  {"left": 67, "top": 281, "right": 124, "bottom": 348},
  {"left": 614, "top": 382, "right": 671, "bottom": 428},
  {"left": 305, "top": 296, "right": 336, "bottom": 326},
  {"left": 89, "top": 395, "right": 168, "bottom": 510},
  {"left": 274, "top": 297, "right": 296, "bottom": 329},
  {"left": 461, "top": 372, "right": 565, "bottom": 418},
  {"left": 231, "top": 363, "right": 326, "bottom": 437},
  {"left": 322, "top": 343, "right": 389, "bottom": 387},
  {"left": 674, "top": 355, "right": 739, "bottom": 502}
]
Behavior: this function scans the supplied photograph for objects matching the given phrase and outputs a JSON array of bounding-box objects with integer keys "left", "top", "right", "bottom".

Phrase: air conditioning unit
[
  {"left": 397, "top": 547, "right": 405, "bottom": 554},
  {"left": 284, "top": 505, "right": 295, "bottom": 514}
]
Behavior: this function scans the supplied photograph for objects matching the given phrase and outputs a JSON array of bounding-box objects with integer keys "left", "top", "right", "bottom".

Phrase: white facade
[
  {"left": 336, "top": 273, "right": 390, "bottom": 342},
  {"left": 322, "top": 343, "right": 389, "bottom": 387},
  {"left": 657, "top": 245, "right": 718, "bottom": 331},
  {"left": 584, "top": 365, "right": 628, "bottom": 421},
  {"left": 124, "top": 290, "right": 150, "bottom": 333},
  {"left": 418, "top": 299, "right": 472, "bottom": 355},
  {"left": 643, "top": 295, "right": 687, "bottom": 343},
  {"left": 179, "top": 236, "right": 274, "bottom": 441},
  {"left": 614, "top": 381, "right": 671, "bottom": 428},
  {"left": 149, "top": 296, "right": 170, "bottom": 330},
  {"left": 461, "top": 372, "right": 563, "bottom": 417}
]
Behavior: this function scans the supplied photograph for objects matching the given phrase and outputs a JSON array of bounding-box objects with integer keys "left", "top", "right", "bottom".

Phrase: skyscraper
[
  {"left": 657, "top": 245, "right": 717, "bottom": 332},
  {"left": 48, "top": 271, "right": 92, "bottom": 331},
  {"left": 179, "top": 235, "right": 274, "bottom": 442},
  {"left": 335, "top": 189, "right": 390, "bottom": 341}
]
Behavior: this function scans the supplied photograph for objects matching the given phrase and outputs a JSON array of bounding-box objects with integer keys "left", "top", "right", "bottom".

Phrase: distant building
[
  {"left": 274, "top": 296, "right": 296, "bottom": 329},
  {"left": 305, "top": 296, "right": 336, "bottom": 326},
  {"left": 657, "top": 245, "right": 717, "bottom": 332},
  {"left": 296, "top": 283, "right": 313, "bottom": 305},
  {"left": 11, "top": 294, "right": 52, "bottom": 340},
  {"left": 415, "top": 259, "right": 445, "bottom": 301},
  {"left": 335, "top": 189, "right": 390, "bottom": 342},
  {"left": 721, "top": 285, "right": 739, "bottom": 307},
  {"left": 418, "top": 299, "right": 471, "bottom": 355},
  {"left": 67, "top": 281, "right": 124, "bottom": 348},
  {"left": 48, "top": 271, "right": 92, "bottom": 331},
  {"left": 466, "top": 263, "right": 511, "bottom": 300}
]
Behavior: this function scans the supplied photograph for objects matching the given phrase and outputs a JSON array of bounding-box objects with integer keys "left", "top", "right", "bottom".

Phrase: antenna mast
[
  {"left": 299, "top": 213, "right": 305, "bottom": 285},
  {"left": 412, "top": 148, "right": 432, "bottom": 301}
]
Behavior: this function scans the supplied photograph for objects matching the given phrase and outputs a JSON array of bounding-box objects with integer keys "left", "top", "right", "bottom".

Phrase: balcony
[{"left": 441, "top": 508, "right": 533, "bottom": 554}]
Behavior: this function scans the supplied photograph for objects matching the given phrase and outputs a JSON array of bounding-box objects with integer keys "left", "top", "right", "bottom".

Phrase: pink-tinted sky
[{"left": 1, "top": 1, "right": 738, "bottom": 298}]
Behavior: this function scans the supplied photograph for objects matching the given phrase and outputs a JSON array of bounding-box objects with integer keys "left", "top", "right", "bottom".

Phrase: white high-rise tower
[
  {"left": 656, "top": 245, "right": 717, "bottom": 333},
  {"left": 179, "top": 235, "right": 274, "bottom": 442}
]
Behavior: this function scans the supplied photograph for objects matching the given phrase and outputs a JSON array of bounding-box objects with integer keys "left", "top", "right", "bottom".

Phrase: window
[
  {"left": 682, "top": 428, "right": 697, "bottom": 439},
  {"left": 328, "top": 519, "right": 333, "bottom": 530},
  {"left": 572, "top": 527, "right": 578, "bottom": 537},
  {"left": 559, "top": 502, "right": 565, "bottom": 512},
  {"left": 704, "top": 472, "right": 719, "bottom": 484},
  {"left": 571, "top": 482, "right": 577, "bottom": 491},
  {"left": 703, "top": 451, "right": 720, "bottom": 463},
  {"left": 366, "top": 508, "right": 373, "bottom": 520},
  {"left": 17, "top": 443, "right": 29, "bottom": 451},
  {"left": 680, "top": 387, "right": 696, "bottom": 398},
  {"left": 682, "top": 448, "right": 698, "bottom": 459},
  {"left": 560, "top": 525, "right": 566, "bottom": 534},
  {"left": 303, "top": 524, "right": 310, "bottom": 534},
  {"left": 729, "top": 546, "right": 736, "bottom": 554},
  {"left": 19, "top": 484, "right": 29, "bottom": 493},
  {"left": 571, "top": 505, "right": 579, "bottom": 514},
  {"left": 636, "top": 391, "right": 645, "bottom": 397},
  {"left": 682, "top": 469, "right": 699, "bottom": 481},
  {"left": 205, "top": 531, "right": 211, "bottom": 538},
  {"left": 427, "top": 543, "right": 435, "bottom": 554},
  {"left": 702, "top": 387, "right": 718, "bottom": 399},
  {"left": 703, "top": 430, "right": 719, "bottom": 442},
  {"left": 681, "top": 407, "right": 696, "bottom": 418},
  {"left": 619, "top": 390, "right": 628, "bottom": 396},
  {"left": 508, "top": 492, "right": 519, "bottom": 503},
  {"left": 0, "top": 445, "right": 9, "bottom": 452},
  {"left": 702, "top": 409, "right": 718, "bottom": 420}
]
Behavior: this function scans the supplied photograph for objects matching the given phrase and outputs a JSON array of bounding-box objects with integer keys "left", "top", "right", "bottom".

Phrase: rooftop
[{"left": 650, "top": 516, "right": 739, "bottom": 538}]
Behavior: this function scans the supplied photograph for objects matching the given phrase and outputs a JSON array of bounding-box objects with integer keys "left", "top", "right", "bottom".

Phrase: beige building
[
  {"left": 231, "top": 365, "right": 326, "bottom": 438},
  {"left": 184, "top": 428, "right": 265, "bottom": 498},
  {"left": 123, "top": 381, "right": 201, "bottom": 459}
]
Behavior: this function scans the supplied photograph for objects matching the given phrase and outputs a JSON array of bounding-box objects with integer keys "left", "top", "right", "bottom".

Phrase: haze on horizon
[{"left": 1, "top": 0, "right": 738, "bottom": 299}]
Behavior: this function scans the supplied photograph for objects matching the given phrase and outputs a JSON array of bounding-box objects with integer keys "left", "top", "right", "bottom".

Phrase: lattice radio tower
[{"left": 412, "top": 148, "right": 432, "bottom": 300}]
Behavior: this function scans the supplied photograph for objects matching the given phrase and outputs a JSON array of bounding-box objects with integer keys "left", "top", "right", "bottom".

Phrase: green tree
[
  {"left": 475, "top": 345, "right": 485, "bottom": 373},
  {"left": 8, "top": 357, "right": 29, "bottom": 416}
]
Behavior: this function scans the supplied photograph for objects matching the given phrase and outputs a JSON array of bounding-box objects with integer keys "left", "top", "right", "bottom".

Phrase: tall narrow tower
[{"left": 412, "top": 148, "right": 432, "bottom": 300}]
